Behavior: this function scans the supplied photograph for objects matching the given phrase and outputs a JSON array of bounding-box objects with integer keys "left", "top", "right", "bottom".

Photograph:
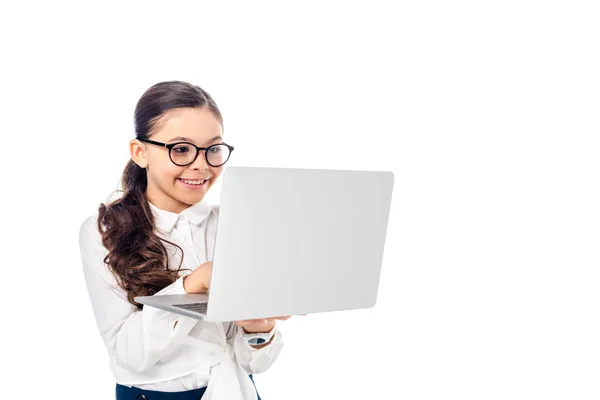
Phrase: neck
[{"left": 146, "top": 190, "right": 191, "bottom": 214}]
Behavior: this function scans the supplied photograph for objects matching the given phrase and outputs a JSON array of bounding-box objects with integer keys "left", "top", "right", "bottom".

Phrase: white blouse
[{"left": 79, "top": 197, "right": 284, "bottom": 400}]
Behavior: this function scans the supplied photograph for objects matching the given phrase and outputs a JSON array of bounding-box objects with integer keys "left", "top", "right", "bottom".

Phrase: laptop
[{"left": 135, "top": 166, "right": 394, "bottom": 323}]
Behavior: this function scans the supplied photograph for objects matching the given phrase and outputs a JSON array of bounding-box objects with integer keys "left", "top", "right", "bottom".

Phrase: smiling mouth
[{"left": 178, "top": 178, "right": 209, "bottom": 186}]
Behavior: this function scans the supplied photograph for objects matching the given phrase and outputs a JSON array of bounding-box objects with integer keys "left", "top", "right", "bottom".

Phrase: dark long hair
[{"left": 97, "top": 81, "right": 223, "bottom": 308}]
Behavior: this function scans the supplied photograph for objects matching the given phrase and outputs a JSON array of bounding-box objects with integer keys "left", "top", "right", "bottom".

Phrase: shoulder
[
  {"left": 79, "top": 191, "right": 122, "bottom": 239},
  {"left": 80, "top": 214, "right": 98, "bottom": 234},
  {"left": 78, "top": 213, "right": 118, "bottom": 286},
  {"left": 79, "top": 214, "right": 103, "bottom": 247},
  {"left": 78, "top": 214, "right": 111, "bottom": 274}
]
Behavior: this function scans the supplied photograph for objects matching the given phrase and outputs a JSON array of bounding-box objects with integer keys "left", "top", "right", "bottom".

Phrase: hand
[
  {"left": 183, "top": 261, "right": 213, "bottom": 294},
  {"left": 235, "top": 316, "right": 292, "bottom": 333}
]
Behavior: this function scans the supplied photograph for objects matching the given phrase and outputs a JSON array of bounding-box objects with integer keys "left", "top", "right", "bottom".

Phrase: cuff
[
  {"left": 150, "top": 276, "right": 196, "bottom": 336},
  {"left": 155, "top": 275, "right": 188, "bottom": 296},
  {"left": 233, "top": 327, "right": 285, "bottom": 374}
]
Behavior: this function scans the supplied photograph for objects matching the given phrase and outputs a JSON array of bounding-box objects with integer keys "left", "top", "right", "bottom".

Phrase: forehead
[{"left": 150, "top": 107, "right": 223, "bottom": 144}]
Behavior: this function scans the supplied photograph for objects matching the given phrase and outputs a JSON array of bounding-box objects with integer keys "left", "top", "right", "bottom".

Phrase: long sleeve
[
  {"left": 79, "top": 216, "right": 199, "bottom": 373},
  {"left": 226, "top": 322, "right": 285, "bottom": 375}
]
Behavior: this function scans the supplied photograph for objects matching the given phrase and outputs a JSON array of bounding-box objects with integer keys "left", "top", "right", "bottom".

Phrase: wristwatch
[{"left": 242, "top": 326, "right": 276, "bottom": 346}]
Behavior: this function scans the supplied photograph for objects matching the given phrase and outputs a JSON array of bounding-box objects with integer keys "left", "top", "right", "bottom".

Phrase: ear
[{"left": 130, "top": 139, "right": 148, "bottom": 168}]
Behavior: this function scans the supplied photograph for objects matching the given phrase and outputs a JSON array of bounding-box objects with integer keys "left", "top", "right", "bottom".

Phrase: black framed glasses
[{"left": 138, "top": 138, "right": 234, "bottom": 167}]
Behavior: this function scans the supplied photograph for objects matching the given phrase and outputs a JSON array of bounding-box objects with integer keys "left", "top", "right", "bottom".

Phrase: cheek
[
  {"left": 210, "top": 167, "right": 223, "bottom": 182},
  {"left": 150, "top": 163, "right": 182, "bottom": 183}
]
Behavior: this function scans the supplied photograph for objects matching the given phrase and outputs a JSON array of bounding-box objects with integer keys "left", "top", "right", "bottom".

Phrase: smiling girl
[{"left": 79, "top": 81, "right": 288, "bottom": 400}]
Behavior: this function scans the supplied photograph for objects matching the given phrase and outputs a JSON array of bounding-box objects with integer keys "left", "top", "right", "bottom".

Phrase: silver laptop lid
[{"left": 206, "top": 166, "right": 394, "bottom": 322}]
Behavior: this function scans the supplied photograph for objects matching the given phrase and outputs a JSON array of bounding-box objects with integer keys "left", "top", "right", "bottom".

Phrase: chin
[{"left": 184, "top": 193, "right": 206, "bottom": 204}]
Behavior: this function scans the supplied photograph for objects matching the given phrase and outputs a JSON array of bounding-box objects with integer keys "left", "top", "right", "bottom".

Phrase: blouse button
[{"left": 135, "top": 394, "right": 147, "bottom": 400}]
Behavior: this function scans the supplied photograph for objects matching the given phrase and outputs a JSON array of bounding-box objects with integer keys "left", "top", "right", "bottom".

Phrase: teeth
[{"left": 181, "top": 179, "right": 206, "bottom": 185}]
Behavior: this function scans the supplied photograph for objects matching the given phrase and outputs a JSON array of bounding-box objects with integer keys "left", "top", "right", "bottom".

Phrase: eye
[
  {"left": 173, "top": 144, "right": 192, "bottom": 154},
  {"left": 208, "top": 145, "right": 223, "bottom": 154}
]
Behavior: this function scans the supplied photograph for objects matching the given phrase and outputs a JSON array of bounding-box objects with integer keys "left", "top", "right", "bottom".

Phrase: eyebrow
[{"left": 167, "top": 135, "right": 222, "bottom": 145}]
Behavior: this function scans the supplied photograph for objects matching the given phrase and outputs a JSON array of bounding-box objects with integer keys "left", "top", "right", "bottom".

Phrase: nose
[{"left": 189, "top": 149, "right": 210, "bottom": 170}]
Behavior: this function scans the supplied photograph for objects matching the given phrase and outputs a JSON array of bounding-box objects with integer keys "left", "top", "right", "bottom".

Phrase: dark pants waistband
[{"left": 115, "top": 375, "right": 260, "bottom": 400}]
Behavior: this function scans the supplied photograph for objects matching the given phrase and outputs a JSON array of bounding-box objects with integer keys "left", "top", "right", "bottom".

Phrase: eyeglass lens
[{"left": 170, "top": 143, "right": 231, "bottom": 167}]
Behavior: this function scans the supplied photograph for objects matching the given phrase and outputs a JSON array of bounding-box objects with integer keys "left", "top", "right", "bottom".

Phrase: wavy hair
[{"left": 97, "top": 81, "right": 223, "bottom": 308}]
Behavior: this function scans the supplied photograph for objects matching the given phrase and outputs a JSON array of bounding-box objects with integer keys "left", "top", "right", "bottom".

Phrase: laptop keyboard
[{"left": 173, "top": 302, "right": 208, "bottom": 314}]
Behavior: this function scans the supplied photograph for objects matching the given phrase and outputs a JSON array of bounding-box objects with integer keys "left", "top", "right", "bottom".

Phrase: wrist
[
  {"left": 242, "top": 321, "right": 276, "bottom": 334},
  {"left": 241, "top": 325, "right": 276, "bottom": 347}
]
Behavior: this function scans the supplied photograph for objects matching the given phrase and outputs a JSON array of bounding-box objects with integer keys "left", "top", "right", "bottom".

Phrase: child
[{"left": 79, "top": 81, "right": 290, "bottom": 400}]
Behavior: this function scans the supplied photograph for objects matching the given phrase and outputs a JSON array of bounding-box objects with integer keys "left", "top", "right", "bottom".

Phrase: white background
[{"left": 1, "top": 1, "right": 598, "bottom": 399}]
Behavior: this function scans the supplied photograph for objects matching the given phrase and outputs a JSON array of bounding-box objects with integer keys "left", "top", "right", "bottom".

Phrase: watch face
[{"left": 248, "top": 337, "right": 268, "bottom": 345}]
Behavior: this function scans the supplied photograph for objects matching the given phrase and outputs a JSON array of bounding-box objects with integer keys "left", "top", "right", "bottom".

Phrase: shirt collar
[{"left": 148, "top": 199, "right": 212, "bottom": 233}]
